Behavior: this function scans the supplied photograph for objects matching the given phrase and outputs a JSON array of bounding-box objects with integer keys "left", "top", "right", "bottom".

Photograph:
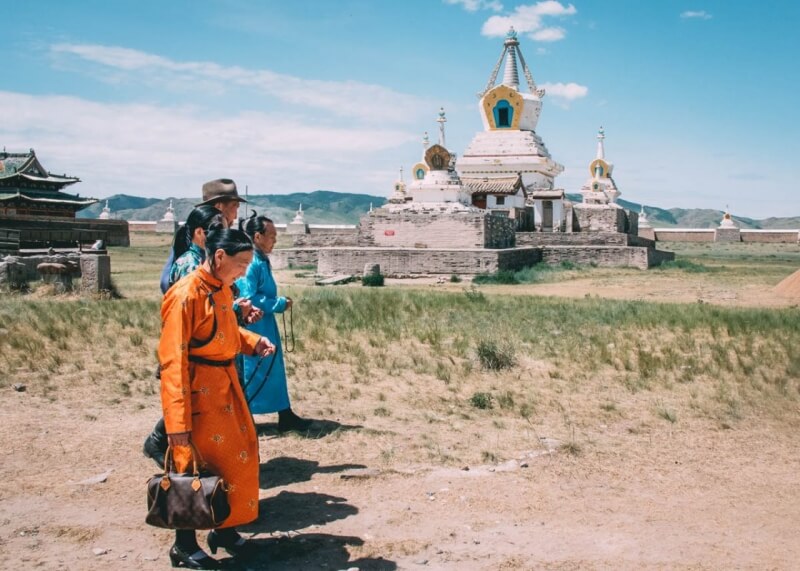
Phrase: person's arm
[
  {"left": 159, "top": 251, "right": 175, "bottom": 294},
  {"left": 242, "top": 259, "right": 288, "bottom": 315},
  {"left": 157, "top": 290, "right": 194, "bottom": 439}
]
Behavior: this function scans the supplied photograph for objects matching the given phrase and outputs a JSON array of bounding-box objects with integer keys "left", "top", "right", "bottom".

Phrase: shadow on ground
[
  {"left": 245, "top": 491, "right": 357, "bottom": 535},
  {"left": 254, "top": 418, "right": 363, "bottom": 439},
  {"left": 232, "top": 492, "right": 396, "bottom": 570},
  {"left": 259, "top": 456, "right": 367, "bottom": 489},
  {"left": 216, "top": 533, "right": 397, "bottom": 570}
]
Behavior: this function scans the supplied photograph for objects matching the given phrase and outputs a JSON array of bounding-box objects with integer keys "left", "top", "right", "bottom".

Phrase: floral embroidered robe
[{"left": 158, "top": 266, "right": 261, "bottom": 528}]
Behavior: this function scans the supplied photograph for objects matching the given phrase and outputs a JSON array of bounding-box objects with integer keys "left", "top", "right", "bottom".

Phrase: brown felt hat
[{"left": 196, "top": 178, "right": 248, "bottom": 206}]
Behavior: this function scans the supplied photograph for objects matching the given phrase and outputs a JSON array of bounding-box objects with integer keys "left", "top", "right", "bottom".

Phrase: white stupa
[
  {"left": 395, "top": 108, "right": 474, "bottom": 212},
  {"left": 580, "top": 127, "right": 621, "bottom": 205},
  {"left": 161, "top": 199, "right": 175, "bottom": 222},
  {"left": 287, "top": 203, "right": 309, "bottom": 235},
  {"left": 457, "top": 28, "right": 564, "bottom": 194},
  {"left": 98, "top": 200, "right": 111, "bottom": 220},
  {"left": 719, "top": 208, "right": 737, "bottom": 229},
  {"left": 156, "top": 199, "right": 178, "bottom": 233},
  {"left": 638, "top": 205, "right": 652, "bottom": 229},
  {"left": 388, "top": 167, "right": 409, "bottom": 204}
]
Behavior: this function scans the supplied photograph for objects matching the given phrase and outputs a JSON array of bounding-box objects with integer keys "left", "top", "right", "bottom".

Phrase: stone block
[
  {"left": 714, "top": 228, "right": 741, "bottom": 242},
  {"left": 0, "top": 256, "right": 28, "bottom": 290},
  {"left": 286, "top": 222, "right": 309, "bottom": 235},
  {"left": 638, "top": 227, "right": 656, "bottom": 241},
  {"left": 156, "top": 220, "right": 178, "bottom": 234},
  {"left": 80, "top": 253, "right": 112, "bottom": 293}
]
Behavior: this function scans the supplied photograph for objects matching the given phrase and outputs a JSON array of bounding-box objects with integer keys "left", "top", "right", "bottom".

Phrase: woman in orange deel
[{"left": 157, "top": 225, "right": 274, "bottom": 569}]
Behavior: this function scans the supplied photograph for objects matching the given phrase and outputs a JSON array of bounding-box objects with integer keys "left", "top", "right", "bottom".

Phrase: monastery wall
[
  {"left": 129, "top": 221, "right": 157, "bottom": 232},
  {"left": 269, "top": 248, "right": 319, "bottom": 270},
  {"left": 740, "top": 230, "right": 799, "bottom": 243},
  {"left": 0, "top": 215, "right": 130, "bottom": 247},
  {"left": 517, "top": 231, "right": 653, "bottom": 247},
  {"left": 317, "top": 247, "right": 541, "bottom": 277},
  {"left": 652, "top": 229, "right": 799, "bottom": 243},
  {"left": 572, "top": 205, "right": 631, "bottom": 234},
  {"left": 357, "top": 211, "right": 515, "bottom": 249},
  {"left": 541, "top": 245, "right": 673, "bottom": 270},
  {"left": 653, "top": 229, "right": 715, "bottom": 242},
  {"left": 292, "top": 231, "right": 359, "bottom": 248}
]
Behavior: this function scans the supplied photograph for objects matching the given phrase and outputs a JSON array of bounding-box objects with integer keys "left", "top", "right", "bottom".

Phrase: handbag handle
[{"left": 159, "top": 443, "right": 205, "bottom": 492}]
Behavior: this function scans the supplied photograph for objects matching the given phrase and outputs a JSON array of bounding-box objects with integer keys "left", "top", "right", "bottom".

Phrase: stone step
[{"left": 315, "top": 274, "right": 356, "bottom": 286}]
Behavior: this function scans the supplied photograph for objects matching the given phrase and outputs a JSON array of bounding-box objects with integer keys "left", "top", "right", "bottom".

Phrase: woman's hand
[
  {"left": 245, "top": 306, "right": 264, "bottom": 324},
  {"left": 285, "top": 296, "right": 293, "bottom": 309},
  {"left": 167, "top": 432, "right": 191, "bottom": 447},
  {"left": 255, "top": 337, "right": 276, "bottom": 357}
]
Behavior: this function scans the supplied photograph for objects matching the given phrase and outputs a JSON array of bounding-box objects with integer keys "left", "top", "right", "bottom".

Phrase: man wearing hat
[
  {"left": 158, "top": 178, "right": 247, "bottom": 293},
  {"left": 196, "top": 178, "right": 248, "bottom": 226}
]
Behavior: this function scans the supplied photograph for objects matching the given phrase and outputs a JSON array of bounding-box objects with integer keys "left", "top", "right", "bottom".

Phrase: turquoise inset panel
[{"left": 493, "top": 99, "right": 514, "bottom": 128}]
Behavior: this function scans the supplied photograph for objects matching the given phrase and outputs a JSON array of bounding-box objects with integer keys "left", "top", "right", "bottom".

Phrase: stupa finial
[{"left": 437, "top": 108, "right": 447, "bottom": 148}]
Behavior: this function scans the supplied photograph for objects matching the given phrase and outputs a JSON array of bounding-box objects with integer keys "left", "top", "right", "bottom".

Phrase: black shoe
[
  {"left": 207, "top": 529, "right": 257, "bottom": 558},
  {"left": 169, "top": 545, "right": 220, "bottom": 569},
  {"left": 143, "top": 434, "right": 167, "bottom": 469},
  {"left": 277, "top": 409, "right": 312, "bottom": 433}
]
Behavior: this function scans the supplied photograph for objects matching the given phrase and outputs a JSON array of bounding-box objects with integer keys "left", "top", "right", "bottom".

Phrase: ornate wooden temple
[
  {"left": 0, "top": 149, "right": 97, "bottom": 217},
  {"left": 0, "top": 149, "right": 128, "bottom": 251}
]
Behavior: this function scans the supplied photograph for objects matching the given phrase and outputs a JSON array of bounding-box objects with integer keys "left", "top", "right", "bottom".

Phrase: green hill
[
  {"left": 78, "top": 191, "right": 387, "bottom": 225},
  {"left": 81, "top": 190, "right": 796, "bottom": 230}
]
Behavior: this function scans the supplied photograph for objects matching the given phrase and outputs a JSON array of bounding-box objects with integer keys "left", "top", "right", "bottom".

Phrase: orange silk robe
[{"left": 158, "top": 266, "right": 262, "bottom": 528}]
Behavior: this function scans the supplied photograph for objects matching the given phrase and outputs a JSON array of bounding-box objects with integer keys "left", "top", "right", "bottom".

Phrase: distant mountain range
[
  {"left": 79, "top": 191, "right": 800, "bottom": 229},
  {"left": 78, "top": 191, "right": 383, "bottom": 225}
]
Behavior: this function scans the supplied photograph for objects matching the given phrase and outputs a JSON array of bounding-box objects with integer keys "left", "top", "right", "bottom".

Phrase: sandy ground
[
  {"left": 2, "top": 388, "right": 799, "bottom": 570},
  {"left": 2, "top": 254, "right": 800, "bottom": 570}
]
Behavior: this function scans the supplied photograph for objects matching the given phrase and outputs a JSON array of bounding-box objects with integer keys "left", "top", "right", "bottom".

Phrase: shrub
[
  {"left": 657, "top": 259, "right": 710, "bottom": 273},
  {"left": 463, "top": 286, "right": 485, "bottom": 302},
  {"left": 476, "top": 339, "right": 516, "bottom": 370},
  {"left": 449, "top": 274, "right": 462, "bottom": 283},
  {"left": 362, "top": 273, "right": 385, "bottom": 287},
  {"left": 470, "top": 392, "right": 493, "bottom": 410},
  {"left": 472, "top": 270, "right": 519, "bottom": 285}
]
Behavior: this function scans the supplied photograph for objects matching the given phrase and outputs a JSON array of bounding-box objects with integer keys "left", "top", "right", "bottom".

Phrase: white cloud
[
  {"left": 444, "top": 0, "right": 503, "bottom": 12},
  {"left": 540, "top": 82, "right": 588, "bottom": 108},
  {"left": 50, "top": 43, "right": 430, "bottom": 124},
  {"left": 0, "top": 91, "right": 417, "bottom": 199},
  {"left": 481, "top": 1, "right": 576, "bottom": 41},
  {"left": 680, "top": 10, "right": 712, "bottom": 20},
  {"left": 532, "top": 27, "right": 566, "bottom": 42}
]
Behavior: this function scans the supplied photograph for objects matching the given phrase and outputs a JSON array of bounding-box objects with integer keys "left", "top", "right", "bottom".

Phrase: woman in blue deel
[{"left": 237, "top": 212, "right": 312, "bottom": 432}]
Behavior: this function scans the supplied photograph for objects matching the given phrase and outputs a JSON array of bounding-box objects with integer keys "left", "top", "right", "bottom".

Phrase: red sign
[{"left": 384, "top": 230, "right": 395, "bottom": 236}]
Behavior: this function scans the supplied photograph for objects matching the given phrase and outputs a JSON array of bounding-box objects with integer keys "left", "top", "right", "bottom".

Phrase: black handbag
[{"left": 145, "top": 444, "right": 230, "bottom": 530}]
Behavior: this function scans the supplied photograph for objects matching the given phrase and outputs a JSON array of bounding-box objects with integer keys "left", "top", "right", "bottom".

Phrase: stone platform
[
  {"left": 272, "top": 239, "right": 674, "bottom": 275},
  {"left": 314, "top": 246, "right": 542, "bottom": 277}
]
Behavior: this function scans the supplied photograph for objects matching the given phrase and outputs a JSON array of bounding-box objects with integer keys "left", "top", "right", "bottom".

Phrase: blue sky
[{"left": 2, "top": 0, "right": 798, "bottom": 218}]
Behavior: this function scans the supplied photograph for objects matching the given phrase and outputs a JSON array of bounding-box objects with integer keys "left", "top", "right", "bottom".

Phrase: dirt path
[{"left": 2, "top": 387, "right": 799, "bottom": 570}]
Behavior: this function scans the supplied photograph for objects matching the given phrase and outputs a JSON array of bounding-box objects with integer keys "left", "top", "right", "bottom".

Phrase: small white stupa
[
  {"left": 98, "top": 200, "right": 111, "bottom": 219},
  {"left": 156, "top": 199, "right": 178, "bottom": 233},
  {"left": 388, "top": 167, "right": 409, "bottom": 204},
  {"left": 580, "top": 127, "right": 621, "bottom": 205},
  {"left": 161, "top": 199, "right": 175, "bottom": 222},
  {"left": 638, "top": 205, "right": 651, "bottom": 229},
  {"left": 397, "top": 108, "right": 473, "bottom": 211},
  {"left": 718, "top": 207, "right": 737, "bottom": 229},
  {"left": 286, "top": 203, "right": 309, "bottom": 235}
]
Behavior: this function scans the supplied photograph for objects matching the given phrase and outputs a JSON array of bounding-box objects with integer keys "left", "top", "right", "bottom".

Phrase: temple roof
[
  {"left": 461, "top": 175, "right": 523, "bottom": 196},
  {"left": 0, "top": 149, "right": 80, "bottom": 187},
  {"left": 0, "top": 189, "right": 97, "bottom": 207}
]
